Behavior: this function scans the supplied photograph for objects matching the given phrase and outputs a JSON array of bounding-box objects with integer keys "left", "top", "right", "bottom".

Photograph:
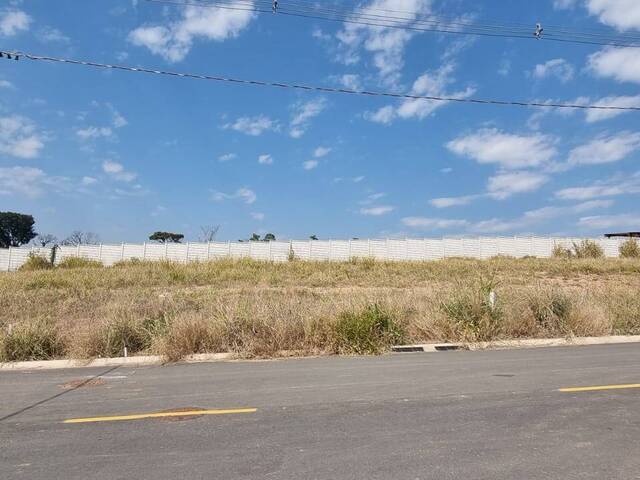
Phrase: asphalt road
[{"left": 1, "top": 344, "right": 639, "bottom": 479}]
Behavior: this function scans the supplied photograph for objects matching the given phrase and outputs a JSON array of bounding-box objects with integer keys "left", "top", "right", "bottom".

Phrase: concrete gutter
[
  {"left": 392, "top": 335, "right": 640, "bottom": 353},
  {"left": 2, "top": 335, "right": 640, "bottom": 371},
  {"left": 0, "top": 352, "right": 233, "bottom": 371}
]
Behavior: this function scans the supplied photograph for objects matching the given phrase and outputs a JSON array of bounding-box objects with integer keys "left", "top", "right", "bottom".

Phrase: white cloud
[
  {"left": 108, "top": 104, "right": 128, "bottom": 128},
  {"left": 359, "top": 192, "right": 387, "bottom": 205},
  {"left": 218, "top": 153, "right": 236, "bottom": 162},
  {"left": 360, "top": 205, "right": 395, "bottom": 216},
  {"left": 0, "top": 10, "right": 31, "bottom": 36},
  {"left": 128, "top": 5, "right": 254, "bottom": 62},
  {"left": 588, "top": 47, "right": 640, "bottom": 84},
  {"left": 440, "top": 167, "right": 453, "bottom": 174},
  {"left": 578, "top": 213, "right": 640, "bottom": 230},
  {"left": 211, "top": 187, "right": 256, "bottom": 204},
  {"left": 335, "top": 0, "right": 433, "bottom": 85},
  {"left": 314, "top": 146, "right": 332, "bottom": 158},
  {"left": 333, "top": 74, "right": 361, "bottom": 90},
  {"left": 585, "top": 95, "right": 640, "bottom": 122},
  {"left": 303, "top": 160, "right": 319, "bottom": 170},
  {"left": 0, "top": 115, "right": 45, "bottom": 159},
  {"left": 365, "top": 63, "right": 475, "bottom": 124},
  {"left": 81, "top": 176, "right": 98, "bottom": 186},
  {"left": 37, "top": 26, "right": 70, "bottom": 44},
  {"left": 584, "top": 0, "right": 640, "bottom": 31},
  {"left": 556, "top": 171, "right": 640, "bottom": 200},
  {"left": 251, "top": 212, "right": 265, "bottom": 221},
  {"left": 0, "top": 79, "right": 13, "bottom": 89},
  {"left": 554, "top": 0, "right": 578, "bottom": 9},
  {"left": 532, "top": 58, "right": 575, "bottom": 83},
  {"left": 402, "top": 217, "right": 469, "bottom": 230},
  {"left": 567, "top": 131, "right": 640, "bottom": 165},
  {"left": 76, "top": 126, "right": 113, "bottom": 140},
  {"left": 289, "top": 98, "right": 327, "bottom": 138},
  {"left": 223, "top": 115, "right": 279, "bottom": 136},
  {"left": 258, "top": 154, "right": 273, "bottom": 165},
  {"left": 471, "top": 200, "right": 612, "bottom": 233},
  {"left": 151, "top": 205, "right": 167, "bottom": 217},
  {"left": 365, "top": 105, "right": 395, "bottom": 125},
  {"left": 0, "top": 166, "right": 65, "bottom": 198},
  {"left": 498, "top": 58, "right": 511, "bottom": 76},
  {"left": 430, "top": 195, "right": 477, "bottom": 208},
  {"left": 102, "top": 160, "right": 137, "bottom": 182},
  {"left": 487, "top": 171, "right": 548, "bottom": 199},
  {"left": 447, "top": 128, "right": 557, "bottom": 170}
]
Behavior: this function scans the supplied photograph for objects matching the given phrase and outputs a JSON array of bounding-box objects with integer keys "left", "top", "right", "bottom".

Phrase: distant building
[{"left": 604, "top": 232, "right": 640, "bottom": 238}]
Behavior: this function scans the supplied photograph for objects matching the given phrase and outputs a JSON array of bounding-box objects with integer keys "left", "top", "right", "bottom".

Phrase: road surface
[{"left": 1, "top": 344, "right": 639, "bottom": 479}]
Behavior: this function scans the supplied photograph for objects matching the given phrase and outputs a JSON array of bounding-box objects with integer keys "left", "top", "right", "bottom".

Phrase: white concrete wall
[{"left": 0, "top": 237, "right": 627, "bottom": 271}]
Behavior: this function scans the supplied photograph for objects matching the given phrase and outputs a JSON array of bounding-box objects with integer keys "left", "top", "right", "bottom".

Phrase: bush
[
  {"left": 85, "top": 315, "right": 154, "bottom": 358},
  {"left": 440, "top": 275, "right": 502, "bottom": 341},
  {"left": 0, "top": 320, "right": 65, "bottom": 361},
  {"left": 552, "top": 244, "right": 572, "bottom": 259},
  {"left": 19, "top": 254, "right": 53, "bottom": 271},
  {"left": 552, "top": 240, "right": 604, "bottom": 259},
  {"left": 527, "top": 290, "right": 572, "bottom": 336},
  {"left": 334, "top": 304, "right": 404, "bottom": 354},
  {"left": 572, "top": 240, "right": 604, "bottom": 259},
  {"left": 57, "top": 257, "right": 103, "bottom": 269},
  {"left": 159, "top": 316, "right": 223, "bottom": 361},
  {"left": 619, "top": 239, "right": 640, "bottom": 258}
]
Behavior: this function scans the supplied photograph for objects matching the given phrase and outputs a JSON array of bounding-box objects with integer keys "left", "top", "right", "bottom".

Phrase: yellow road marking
[
  {"left": 559, "top": 384, "right": 640, "bottom": 393},
  {"left": 64, "top": 408, "right": 257, "bottom": 424}
]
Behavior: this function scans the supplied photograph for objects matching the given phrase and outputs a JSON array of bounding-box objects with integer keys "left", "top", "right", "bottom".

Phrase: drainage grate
[{"left": 434, "top": 345, "right": 461, "bottom": 351}]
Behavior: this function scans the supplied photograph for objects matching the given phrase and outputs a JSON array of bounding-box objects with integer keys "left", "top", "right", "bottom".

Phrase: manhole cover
[
  {"left": 60, "top": 378, "right": 106, "bottom": 389},
  {"left": 157, "top": 407, "right": 207, "bottom": 422}
]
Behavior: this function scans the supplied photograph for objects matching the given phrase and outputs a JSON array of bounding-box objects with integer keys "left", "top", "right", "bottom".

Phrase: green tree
[
  {"left": 0, "top": 212, "right": 37, "bottom": 248},
  {"left": 309, "top": 235, "right": 318, "bottom": 241},
  {"left": 263, "top": 233, "right": 276, "bottom": 242},
  {"left": 149, "top": 231, "right": 184, "bottom": 243},
  {"left": 250, "top": 233, "right": 261, "bottom": 241}
]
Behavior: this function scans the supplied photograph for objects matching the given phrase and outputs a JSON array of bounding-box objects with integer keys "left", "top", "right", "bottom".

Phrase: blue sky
[{"left": 1, "top": 0, "right": 640, "bottom": 242}]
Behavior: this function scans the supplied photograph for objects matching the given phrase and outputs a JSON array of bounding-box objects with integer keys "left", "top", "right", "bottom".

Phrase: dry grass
[{"left": 1, "top": 257, "right": 639, "bottom": 362}]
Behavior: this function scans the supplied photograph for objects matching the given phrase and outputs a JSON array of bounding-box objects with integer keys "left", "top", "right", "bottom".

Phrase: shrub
[
  {"left": 552, "top": 244, "right": 572, "bottom": 259},
  {"left": 334, "top": 304, "right": 404, "bottom": 354},
  {"left": 552, "top": 240, "right": 604, "bottom": 259},
  {"left": 19, "top": 254, "right": 53, "bottom": 271},
  {"left": 159, "top": 316, "right": 224, "bottom": 361},
  {"left": 527, "top": 290, "right": 572, "bottom": 336},
  {"left": 619, "top": 239, "right": 640, "bottom": 258},
  {"left": 57, "top": 257, "right": 103, "bottom": 269},
  {"left": 113, "top": 258, "right": 143, "bottom": 267},
  {"left": 85, "top": 315, "right": 154, "bottom": 358},
  {"left": 440, "top": 275, "right": 502, "bottom": 341},
  {"left": 572, "top": 240, "right": 604, "bottom": 259},
  {"left": 0, "top": 320, "right": 65, "bottom": 361}
]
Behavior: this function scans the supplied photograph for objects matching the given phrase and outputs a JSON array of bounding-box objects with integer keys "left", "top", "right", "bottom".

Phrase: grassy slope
[{"left": 1, "top": 258, "right": 639, "bottom": 361}]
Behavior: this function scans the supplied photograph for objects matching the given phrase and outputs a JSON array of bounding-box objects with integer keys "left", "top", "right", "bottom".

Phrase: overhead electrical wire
[
  {"left": 2, "top": 49, "right": 639, "bottom": 113},
  {"left": 144, "top": 0, "right": 640, "bottom": 48}
]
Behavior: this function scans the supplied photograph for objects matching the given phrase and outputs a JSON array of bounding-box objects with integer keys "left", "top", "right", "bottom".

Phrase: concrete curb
[
  {"left": 0, "top": 353, "right": 233, "bottom": 371},
  {"left": 392, "top": 335, "right": 640, "bottom": 353},
  {"left": 2, "top": 335, "right": 639, "bottom": 371}
]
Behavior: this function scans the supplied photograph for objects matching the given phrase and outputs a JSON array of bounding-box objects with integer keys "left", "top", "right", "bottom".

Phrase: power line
[
  {"left": 144, "top": 0, "right": 640, "bottom": 48},
  {"left": 2, "top": 49, "right": 639, "bottom": 113}
]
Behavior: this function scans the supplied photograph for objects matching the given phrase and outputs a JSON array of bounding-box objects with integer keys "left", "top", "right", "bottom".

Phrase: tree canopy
[
  {"left": 62, "top": 231, "right": 100, "bottom": 246},
  {"left": 0, "top": 212, "right": 37, "bottom": 248},
  {"left": 149, "top": 231, "right": 184, "bottom": 243}
]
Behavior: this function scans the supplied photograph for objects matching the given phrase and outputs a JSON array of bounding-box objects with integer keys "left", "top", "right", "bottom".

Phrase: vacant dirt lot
[{"left": 1, "top": 258, "right": 639, "bottom": 361}]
